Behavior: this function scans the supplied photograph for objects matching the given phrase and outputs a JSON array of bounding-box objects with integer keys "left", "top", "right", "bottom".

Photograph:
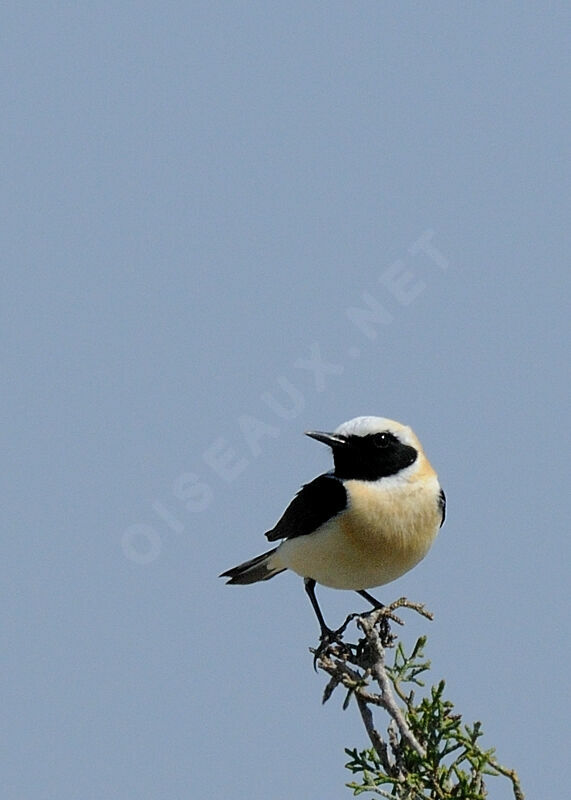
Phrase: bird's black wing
[
  {"left": 265, "top": 474, "right": 348, "bottom": 542},
  {"left": 438, "top": 488, "right": 446, "bottom": 527}
]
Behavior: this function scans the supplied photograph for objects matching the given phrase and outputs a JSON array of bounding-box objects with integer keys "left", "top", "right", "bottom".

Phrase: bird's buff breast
[{"left": 276, "top": 477, "right": 441, "bottom": 590}]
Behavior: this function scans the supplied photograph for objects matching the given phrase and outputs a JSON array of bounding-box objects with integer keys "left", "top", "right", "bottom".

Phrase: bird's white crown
[{"left": 334, "top": 416, "right": 418, "bottom": 448}]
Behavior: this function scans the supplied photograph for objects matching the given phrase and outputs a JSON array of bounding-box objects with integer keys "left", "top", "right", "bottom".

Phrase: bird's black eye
[{"left": 372, "top": 432, "right": 391, "bottom": 448}]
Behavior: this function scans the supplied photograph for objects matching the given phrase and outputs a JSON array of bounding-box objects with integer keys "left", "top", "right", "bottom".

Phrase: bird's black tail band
[{"left": 220, "top": 547, "right": 285, "bottom": 585}]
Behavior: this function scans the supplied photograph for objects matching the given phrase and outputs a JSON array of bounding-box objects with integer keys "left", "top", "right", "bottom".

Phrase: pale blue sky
[{"left": 3, "top": 4, "right": 570, "bottom": 799}]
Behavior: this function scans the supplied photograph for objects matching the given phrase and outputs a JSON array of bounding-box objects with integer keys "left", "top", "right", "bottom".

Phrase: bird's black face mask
[{"left": 330, "top": 432, "right": 418, "bottom": 481}]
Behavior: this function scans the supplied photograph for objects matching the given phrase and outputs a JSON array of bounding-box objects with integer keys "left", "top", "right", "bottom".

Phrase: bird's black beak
[{"left": 305, "top": 430, "right": 348, "bottom": 448}]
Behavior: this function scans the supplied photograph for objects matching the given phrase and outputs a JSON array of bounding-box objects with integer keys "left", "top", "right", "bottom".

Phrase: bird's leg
[
  {"left": 304, "top": 578, "right": 333, "bottom": 639},
  {"left": 355, "top": 590, "right": 392, "bottom": 645},
  {"left": 305, "top": 578, "right": 346, "bottom": 668},
  {"left": 356, "top": 589, "right": 384, "bottom": 609}
]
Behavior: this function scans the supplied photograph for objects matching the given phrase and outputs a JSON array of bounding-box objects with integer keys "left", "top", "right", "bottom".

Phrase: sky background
[{"left": 3, "top": 3, "right": 570, "bottom": 799}]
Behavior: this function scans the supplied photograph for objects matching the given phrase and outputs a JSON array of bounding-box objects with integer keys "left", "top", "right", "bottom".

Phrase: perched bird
[{"left": 220, "top": 416, "right": 445, "bottom": 639}]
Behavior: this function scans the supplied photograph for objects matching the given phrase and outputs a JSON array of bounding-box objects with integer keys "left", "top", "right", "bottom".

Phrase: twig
[
  {"left": 355, "top": 694, "right": 392, "bottom": 772},
  {"left": 358, "top": 611, "right": 426, "bottom": 757}
]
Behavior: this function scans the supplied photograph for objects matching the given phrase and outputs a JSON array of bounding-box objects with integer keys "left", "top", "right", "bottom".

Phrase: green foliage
[{"left": 342, "top": 635, "right": 523, "bottom": 799}]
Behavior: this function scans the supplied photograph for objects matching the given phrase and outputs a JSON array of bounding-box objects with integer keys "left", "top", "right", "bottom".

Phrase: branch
[
  {"left": 357, "top": 609, "right": 425, "bottom": 757},
  {"left": 312, "top": 598, "right": 525, "bottom": 799},
  {"left": 314, "top": 598, "right": 431, "bottom": 774}
]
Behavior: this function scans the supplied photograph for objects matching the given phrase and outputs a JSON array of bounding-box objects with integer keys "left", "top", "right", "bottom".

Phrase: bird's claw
[{"left": 311, "top": 626, "right": 348, "bottom": 670}]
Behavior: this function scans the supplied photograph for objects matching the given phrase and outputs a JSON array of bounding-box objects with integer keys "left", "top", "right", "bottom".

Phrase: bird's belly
[{"left": 276, "top": 485, "right": 440, "bottom": 590}]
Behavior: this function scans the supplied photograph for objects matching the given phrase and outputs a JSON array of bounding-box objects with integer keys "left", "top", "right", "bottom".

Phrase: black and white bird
[{"left": 220, "top": 416, "right": 445, "bottom": 639}]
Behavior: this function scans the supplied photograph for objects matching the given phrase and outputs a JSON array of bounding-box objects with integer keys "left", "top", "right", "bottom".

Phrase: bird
[{"left": 220, "top": 416, "right": 445, "bottom": 641}]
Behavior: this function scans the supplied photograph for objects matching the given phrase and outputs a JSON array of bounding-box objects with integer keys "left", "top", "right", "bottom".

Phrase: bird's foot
[
  {"left": 358, "top": 607, "right": 396, "bottom": 648},
  {"left": 311, "top": 625, "right": 349, "bottom": 670},
  {"left": 377, "top": 614, "right": 394, "bottom": 646}
]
